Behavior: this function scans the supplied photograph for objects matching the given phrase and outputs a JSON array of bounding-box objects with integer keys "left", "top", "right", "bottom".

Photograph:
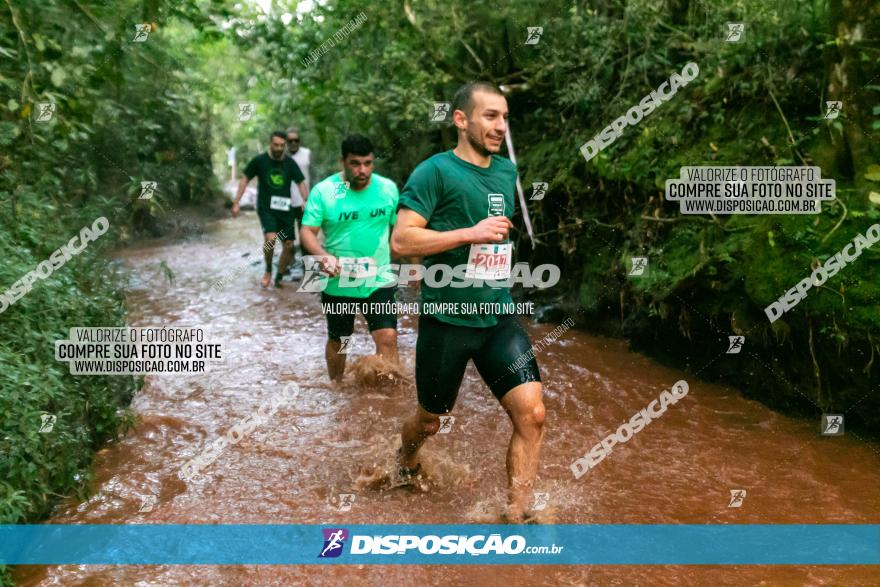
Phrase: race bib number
[
  {"left": 465, "top": 244, "right": 512, "bottom": 280},
  {"left": 270, "top": 196, "right": 291, "bottom": 211},
  {"left": 339, "top": 256, "right": 377, "bottom": 279}
]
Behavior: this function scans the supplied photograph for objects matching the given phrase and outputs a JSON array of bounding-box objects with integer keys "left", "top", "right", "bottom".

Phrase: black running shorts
[
  {"left": 257, "top": 206, "right": 300, "bottom": 241},
  {"left": 415, "top": 314, "right": 541, "bottom": 414},
  {"left": 320, "top": 286, "right": 398, "bottom": 341}
]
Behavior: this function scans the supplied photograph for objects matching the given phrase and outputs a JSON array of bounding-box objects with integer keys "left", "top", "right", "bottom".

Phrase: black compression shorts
[
  {"left": 320, "top": 286, "right": 398, "bottom": 341},
  {"left": 415, "top": 314, "right": 541, "bottom": 414}
]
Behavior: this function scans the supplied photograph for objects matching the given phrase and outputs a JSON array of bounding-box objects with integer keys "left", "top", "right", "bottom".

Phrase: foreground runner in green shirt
[
  {"left": 392, "top": 82, "right": 545, "bottom": 523},
  {"left": 300, "top": 134, "right": 400, "bottom": 383}
]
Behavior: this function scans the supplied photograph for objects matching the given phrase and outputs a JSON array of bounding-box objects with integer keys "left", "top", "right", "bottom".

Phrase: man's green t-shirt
[
  {"left": 243, "top": 152, "right": 305, "bottom": 211},
  {"left": 303, "top": 172, "right": 399, "bottom": 298},
  {"left": 398, "top": 150, "right": 517, "bottom": 328}
]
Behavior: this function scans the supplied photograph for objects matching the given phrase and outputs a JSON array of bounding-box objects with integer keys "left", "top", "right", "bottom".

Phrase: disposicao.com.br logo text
[{"left": 318, "top": 528, "right": 564, "bottom": 557}]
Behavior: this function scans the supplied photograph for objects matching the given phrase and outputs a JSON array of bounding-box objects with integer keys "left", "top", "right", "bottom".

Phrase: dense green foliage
[{"left": 0, "top": 0, "right": 225, "bottom": 555}]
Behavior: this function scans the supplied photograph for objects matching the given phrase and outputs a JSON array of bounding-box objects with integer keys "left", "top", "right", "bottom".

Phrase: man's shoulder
[
  {"left": 490, "top": 154, "right": 517, "bottom": 174},
  {"left": 406, "top": 152, "right": 449, "bottom": 183},
  {"left": 420, "top": 151, "right": 451, "bottom": 171},
  {"left": 312, "top": 172, "right": 343, "bottom": 194},
  {"left": 371, "top": 173, "right": 399, "bottom": 195}
]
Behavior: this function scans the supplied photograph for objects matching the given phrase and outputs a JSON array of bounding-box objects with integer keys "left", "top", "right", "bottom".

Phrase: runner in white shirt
[{"left": 286, "top": 127, "right": 313, "bottom": 278}]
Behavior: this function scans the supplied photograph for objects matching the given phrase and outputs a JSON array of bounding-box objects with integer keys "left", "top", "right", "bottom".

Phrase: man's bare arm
[
  {"left": 300, "top": 224, "right": 339, "bottom": 276},
  {"left": 390, "top": 208, "right": 512, "bottom": 258},
  {"left": 232, "top": 176, "right": 251, "bottom": 217}
]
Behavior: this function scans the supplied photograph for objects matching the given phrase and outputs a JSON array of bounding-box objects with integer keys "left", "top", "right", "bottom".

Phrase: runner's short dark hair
[
  {"left": 341, "top": 134, "right": 374, "bottom": 158},
  {"left": 271, "top": 130, "right": 287, "bottom": 141},
  {"left": 452, "top": 82, "right": 504, "bottom": 116}
]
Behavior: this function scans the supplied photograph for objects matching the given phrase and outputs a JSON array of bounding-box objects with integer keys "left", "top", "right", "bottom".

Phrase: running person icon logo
[
  {"left": 530, "top": 182, "right": 548, "bottom": 201},
  {"left": 138, "top": 495, "right": 157, "bottom": 513},
  {"left": 525, "top": 27, "right": 543, "bottom": 45},
  {"left": 35, "top": 102, "right": 56, "bottom": 122},
  {"left": 297, "top": 269, "right": 329, "bottom": 292},
  {"left": 336, "top": 493, "right": 356, "bottom": 511},
  {"left": 318, "top": 528, "right": 349, "bottom": 558},
  {"left": 824, "top": 101, "right": 842, "bottom": 120},
  {"left": 728, "top": 489, "right": 747, "bottom": 508},
  {"left": 725, "top": 22, "right": 744, "bottom": 42},
  {"left": 38, "top": 414, "right": 57, "bottom": 433},
  {"left": 431, "top": 103, "right": 451, "bottom": 122},
  {"left": 532, "top": 492, "right": 549, "bottom": 511},
  {"left": 438, "top": 415, "right": 455, "bottom": 434},
  {"left": 726, "top": 336, "right": 745, "bottom": 354},
  {"left": 238, "top": 103, "right": 255, "bottom": 121},
  {"left": 133, "top": 23, "right": 151, "bottom": 42},
  {"left": 139, "top": 181, "right": 157, "bottom": 200},
  {"left": 334, "top": 181, "right": 350, "bottom": 198},
  {"left": 821, "top": 414, "right": 844, "bottom": 436},
  {"left": 629, "top": 257, "right": 648, "bottom": 276}
]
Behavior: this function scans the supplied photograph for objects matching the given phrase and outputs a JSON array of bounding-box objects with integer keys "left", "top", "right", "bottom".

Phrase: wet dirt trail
[{"left": 17, "top": 213, "right": 880, "bottom": 586}]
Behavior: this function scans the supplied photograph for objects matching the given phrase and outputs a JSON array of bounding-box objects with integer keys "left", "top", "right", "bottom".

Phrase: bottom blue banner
[{"left": 1, "top": 524, "right": 878, "bottom": 565}]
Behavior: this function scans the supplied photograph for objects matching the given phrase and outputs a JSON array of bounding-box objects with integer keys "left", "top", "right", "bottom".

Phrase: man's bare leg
[
  {"left": 500, "top": 382, "right": 545, "bottom": 521},
  {"left": 262, "top": 232, "right": 276, "bottom": 288},
  {"left": 275, "top": 239, "right": 295, "bottom": 286},
  {"left": 325, "top": 339, "right": 346, "bottom": 383},
  {"left": 398, "top": 405, "right": 441, "bottom": 470},
  {"left": 371, "top": 328, "right": 399, "bottom": 364}
]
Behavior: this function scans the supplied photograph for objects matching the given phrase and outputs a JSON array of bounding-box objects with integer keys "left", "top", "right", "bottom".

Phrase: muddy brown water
[{"left": 16, "top": 213, "right": 880, "bottom": 586}]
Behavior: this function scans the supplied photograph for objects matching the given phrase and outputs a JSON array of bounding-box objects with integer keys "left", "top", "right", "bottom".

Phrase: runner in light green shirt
[
  {"left": 302, "top": 170, "right": 398, "bottom": 297},
  {"left": 300, "top": 134, "right": 400, "bottom": 384}
]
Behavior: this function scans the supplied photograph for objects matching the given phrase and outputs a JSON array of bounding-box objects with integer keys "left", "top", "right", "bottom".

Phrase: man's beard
[{"left": 465, "top": 126, "right": 498, "bottom": 156}]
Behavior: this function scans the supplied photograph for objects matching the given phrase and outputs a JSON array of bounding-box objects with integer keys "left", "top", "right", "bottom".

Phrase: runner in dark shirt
[{"left": 233, "top": 131, "right": 307, "bottom": 288}]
